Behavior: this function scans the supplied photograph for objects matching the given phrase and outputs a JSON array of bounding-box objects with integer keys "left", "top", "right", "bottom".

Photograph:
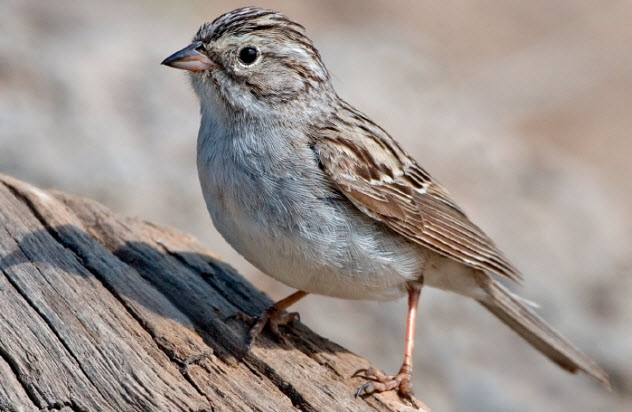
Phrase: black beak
[{"left": 161, "top": 41, "right": 215, "bottom": 71}]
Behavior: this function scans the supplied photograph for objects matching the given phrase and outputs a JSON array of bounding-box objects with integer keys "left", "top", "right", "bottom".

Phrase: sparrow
[{"left": 162, "top": 7, "right": 610, "bottom": 403}]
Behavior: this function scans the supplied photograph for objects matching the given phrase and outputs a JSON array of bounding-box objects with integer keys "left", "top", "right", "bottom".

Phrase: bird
[{"left": 161, "top": 6, "right": 610, "bottom": 403}]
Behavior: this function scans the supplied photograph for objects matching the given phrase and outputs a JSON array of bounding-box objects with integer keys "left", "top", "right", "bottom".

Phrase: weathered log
[{"left": 0, "top": 174, "right": 430, "bottom": 412}]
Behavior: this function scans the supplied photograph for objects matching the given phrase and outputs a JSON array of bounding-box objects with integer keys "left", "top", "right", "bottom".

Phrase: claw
[
  {"left": 351, "top": 366, "right": 383, "bottom": 381},
  {"left": 355, "top": 381, "right": 374, "bottom": 397},
  {"left": 289, "top": 311, "right": 300, "bottom": 324},
  {"left": 244, "top": 336, "right": 255, "bottom": 351},
  {"left": 352, "top": 368, "right": 370, "bottom": 378}
]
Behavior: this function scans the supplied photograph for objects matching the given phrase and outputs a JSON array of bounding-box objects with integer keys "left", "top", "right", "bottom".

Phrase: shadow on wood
[{"left": 0, "top": 174, "right": 430, "bottom": 412}]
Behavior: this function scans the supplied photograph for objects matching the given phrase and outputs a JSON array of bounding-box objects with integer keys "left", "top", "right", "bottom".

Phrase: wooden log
[{"left": 0, "top": 174, "right": 430, "bottom": 412}]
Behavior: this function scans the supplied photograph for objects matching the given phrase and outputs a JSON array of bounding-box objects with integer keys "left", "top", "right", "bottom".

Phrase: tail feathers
[{"left": 478, "top": 281, "right": 611, "bottom": 389}]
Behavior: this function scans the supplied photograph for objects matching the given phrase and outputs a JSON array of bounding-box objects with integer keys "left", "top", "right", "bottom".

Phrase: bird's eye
[{"left": 238, "top": 47, "right": 258, "bottom": 65}]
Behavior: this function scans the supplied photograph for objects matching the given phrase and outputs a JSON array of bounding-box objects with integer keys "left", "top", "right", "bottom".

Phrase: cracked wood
[{"left": 0, "top": 174, "right": 430, "bottom": 412}]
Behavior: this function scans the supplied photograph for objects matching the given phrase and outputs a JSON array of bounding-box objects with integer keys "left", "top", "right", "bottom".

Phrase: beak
[{"left": 161, "top": 41, "right": 215, "bottom": 71}]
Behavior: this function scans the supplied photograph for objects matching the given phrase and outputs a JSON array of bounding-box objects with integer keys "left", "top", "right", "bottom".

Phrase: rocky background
[{"left": 1, "top": 1, "right": 630, "bottom": 410}]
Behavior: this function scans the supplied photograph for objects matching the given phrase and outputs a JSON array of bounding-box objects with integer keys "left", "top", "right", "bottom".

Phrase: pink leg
[{"left": 354, "top": 284, "right": 422, "bottom": 403}]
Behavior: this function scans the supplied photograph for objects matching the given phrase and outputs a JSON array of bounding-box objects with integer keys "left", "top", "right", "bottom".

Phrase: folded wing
[{"left": 312, "top": 104, "right": 521, "bottom": 282}]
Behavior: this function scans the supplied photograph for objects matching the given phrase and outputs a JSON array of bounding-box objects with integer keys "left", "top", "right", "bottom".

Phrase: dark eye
[{"left": 238, "top": 47, "right": 258, "bottom": 65}]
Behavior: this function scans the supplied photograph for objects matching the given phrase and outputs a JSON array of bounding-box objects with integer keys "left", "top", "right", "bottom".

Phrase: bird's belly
[{"left": 200, "top": 179, "right": 423, "bottom": 300}]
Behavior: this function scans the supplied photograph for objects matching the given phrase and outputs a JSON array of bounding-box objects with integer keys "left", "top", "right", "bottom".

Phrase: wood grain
[{"left": 0, "top": 174, "right": 430, "bottom": 412}]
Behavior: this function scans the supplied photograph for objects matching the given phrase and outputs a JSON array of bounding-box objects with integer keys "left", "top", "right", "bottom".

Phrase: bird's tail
[{"left": 477, "top": 280, "right": 610, "bottom": 389}]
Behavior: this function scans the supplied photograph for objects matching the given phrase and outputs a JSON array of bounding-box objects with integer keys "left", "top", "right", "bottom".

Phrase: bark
[{"left": 0, "top": 174, "right": 430, "bottom": 412}]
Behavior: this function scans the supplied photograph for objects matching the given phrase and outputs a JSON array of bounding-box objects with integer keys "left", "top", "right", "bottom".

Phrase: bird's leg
[
  {"left": 354, "top": 284, "right": 422, "bottom": 404},
  {"left": 234, "top": 290, "right": 308, "bottom": 348}
]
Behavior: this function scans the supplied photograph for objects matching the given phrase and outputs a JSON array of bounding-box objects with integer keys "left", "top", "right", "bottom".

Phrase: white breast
[{"left": 195, "top": 115, "right": 424, "bottom": 300}]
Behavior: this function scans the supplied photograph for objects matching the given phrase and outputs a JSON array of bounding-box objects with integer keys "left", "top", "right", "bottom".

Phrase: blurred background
[{"left": 1, "top": 1, "right": 630, "bottom": 410}]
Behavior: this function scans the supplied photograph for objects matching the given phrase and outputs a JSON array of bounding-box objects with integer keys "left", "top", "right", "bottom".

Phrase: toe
[
  {"left": 268, "top": 319, "right": 290, "bottom": 345},
  {"left": 398, "top": 377, "right": 415, "bottom": 402},
  {"left": 351, "top": 367, "right": 415, "bottom": 403},
  {"left": 226, "top": 311, "right": 256, "bottom": 324},
  {"left": 351, "top": 366, "right": 387, "bottom": 381},
  {"left": 249, "top": 316, "right": 268, "bottom": 337},
  {"left": 352, "top": 368, "right": 370, "bottom": 378},
  {"left": 234, "top": 306, "right": 301, "bottom": 349},
  {"left": 400, "top": 377, "right": 413, "bottom": 395}
]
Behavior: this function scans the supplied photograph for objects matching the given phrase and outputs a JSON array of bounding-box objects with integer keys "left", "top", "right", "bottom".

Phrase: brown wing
[{"left": 312, "top": 104, "right": 522, "bottom": 282}]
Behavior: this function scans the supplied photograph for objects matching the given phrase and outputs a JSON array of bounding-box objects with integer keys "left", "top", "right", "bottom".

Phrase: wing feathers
[{"left": 314, "top": 107, "right": 522, "bottom": 282}]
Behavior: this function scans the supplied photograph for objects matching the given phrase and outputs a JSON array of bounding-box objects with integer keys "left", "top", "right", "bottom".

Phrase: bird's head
[{"left": 162, "top": 7, "right": 333, "bottom": 121}]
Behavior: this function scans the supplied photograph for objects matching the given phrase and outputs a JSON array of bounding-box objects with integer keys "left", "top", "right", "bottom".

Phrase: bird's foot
[
  {"left": 353, "top": 365, "right": 416, "bottom": 406},
  {"left": 232, "top": 306, "right": 300, "bottom": 349}
]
